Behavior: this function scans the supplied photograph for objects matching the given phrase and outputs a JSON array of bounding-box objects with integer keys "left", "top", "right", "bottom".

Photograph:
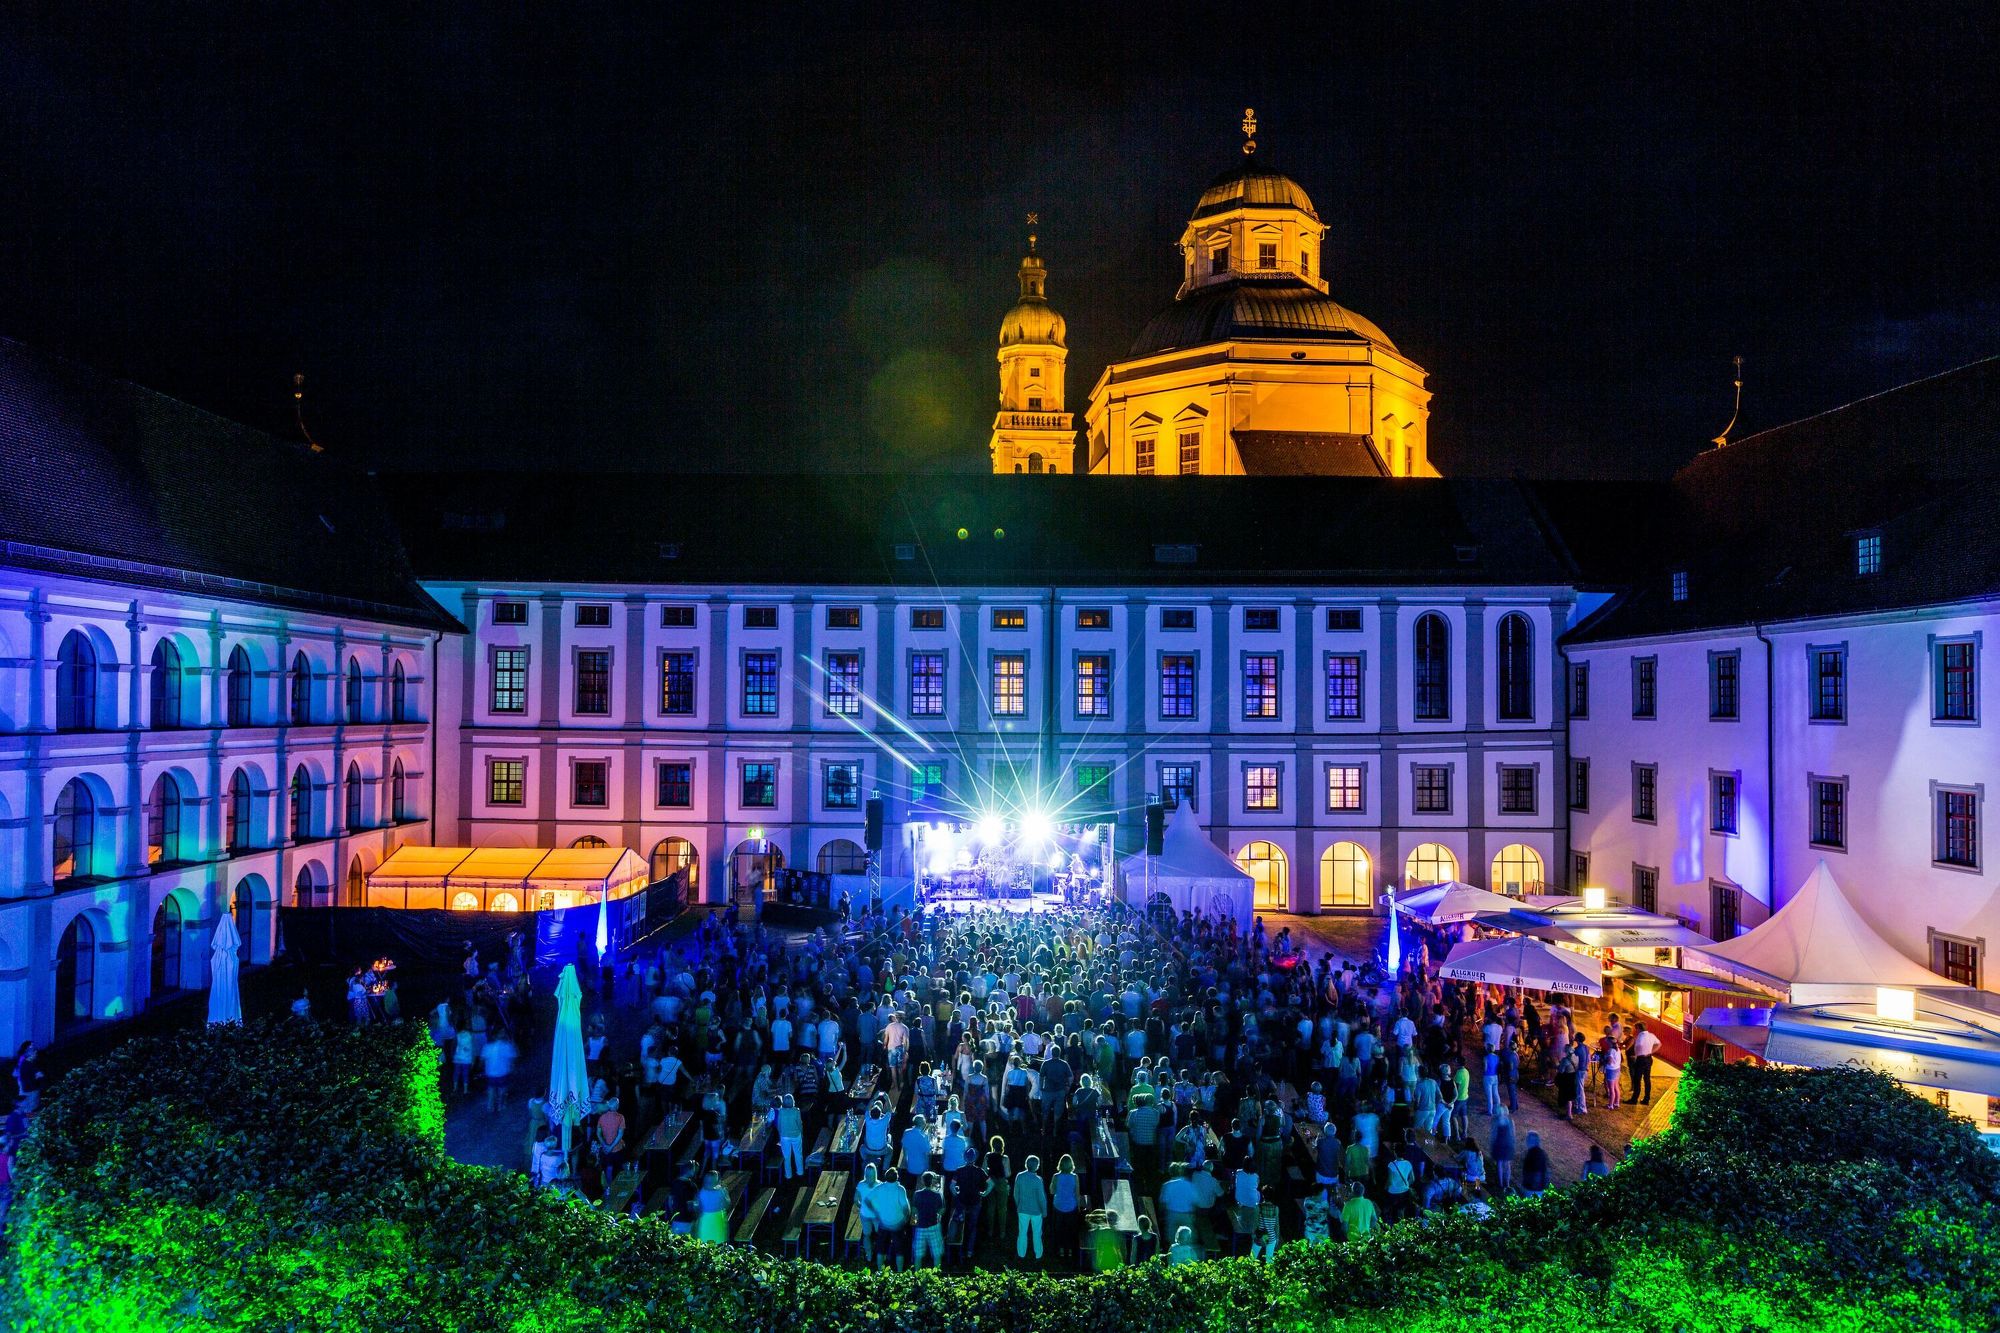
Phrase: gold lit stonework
[
  {"left": 988, "top": 214, "right": 1073, "bottom": 474},
  {"left": 1241, "top": 107, "right": 1257, "bottom": 155}
]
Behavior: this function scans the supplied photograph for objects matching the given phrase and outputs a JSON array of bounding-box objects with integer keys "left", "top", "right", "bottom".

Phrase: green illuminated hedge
[{"left": 6, "top": 1018, "right": 1999, "bottom": 1331}]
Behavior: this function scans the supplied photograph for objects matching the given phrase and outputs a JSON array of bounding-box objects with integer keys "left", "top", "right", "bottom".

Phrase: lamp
[
  {"left": 1876, "top": 987, "right": 1916, "bottom": 1023},
  {"left": 1581, "top": 886, "right": 1608, "bottom": 911}
]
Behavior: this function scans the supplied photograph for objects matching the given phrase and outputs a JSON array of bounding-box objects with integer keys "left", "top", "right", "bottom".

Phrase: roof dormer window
[
  {"left": 1671, "top": 570, "right": 1690, "bottom": 603},
  {"left": 1855, "top": 532, "right": 1882, "bottom": 577}
]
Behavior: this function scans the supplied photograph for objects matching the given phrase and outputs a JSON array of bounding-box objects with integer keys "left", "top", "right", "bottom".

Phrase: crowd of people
[{"left": 447, "top": 894, "right": 1646, "bottom": 1271}]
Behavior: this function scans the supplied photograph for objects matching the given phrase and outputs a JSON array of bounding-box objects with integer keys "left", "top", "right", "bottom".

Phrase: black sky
[{"left": 3, "top": 3, "right": 1996, "bottom": 479}]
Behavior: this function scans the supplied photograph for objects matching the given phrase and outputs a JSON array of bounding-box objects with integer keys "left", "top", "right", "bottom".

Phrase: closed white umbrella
[
  {"left": 546, "top": 964, "right": 591, "bottom": 1161},
  {"left": 207, "top": 913, "right": 244, "bottom": 1025},
  {"left": 1438, "top": 934, "right": 1603, "bottom": 996}
]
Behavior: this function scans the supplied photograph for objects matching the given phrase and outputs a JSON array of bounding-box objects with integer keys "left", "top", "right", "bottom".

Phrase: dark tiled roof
[
  {"left": 393, "top": 472, "right": 1576, "bottom": 590},
  {"left": 1232, "top": 430, "right": 1387, "bottom": 477},
  {"left": 1129, "top": 277, "right": 1398, "bottom": 357},
  {"left": 1563, "top": 356, "right": 2000, "bottom": 645},
  {"left": 0, "top": 338, "right": 459, "bottom": 632}
]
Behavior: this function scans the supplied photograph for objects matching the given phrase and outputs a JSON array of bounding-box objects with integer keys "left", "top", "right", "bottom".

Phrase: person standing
[
  {"left": 696, "top": 1170, "right": 730, "bottom": 1243},
  {"left": 1602, "top": 1035, "right": 1624, "bottom": 1111},
  {"left": 1339, "top": 1182, "right": 1379, "bottom": 1240},
  {"left": 1630, "top": 1022, "right": 1660, "bottom": 1105},
  {"left": 1521, "top": 1131, "right": 1551, "bottom": 1197},
  {"left": 1490, "top": 1105, "right": 1516, "bottom": 1195},
  {"left": 912, "top": 1172, "right": 947, "bottom": 1269},
  {"left": 1049, "top": 1155, "right": 1082, "bottom": 1267},
  {"left": 1012, "top": 1154, "right": 1048, "bottom": 1260},
  {"left": 776, "top": 1093, "right": 806, "bottom": 1180},
  {"left": 481, "top": 1031, "right": 516, "bottom": 1113}
]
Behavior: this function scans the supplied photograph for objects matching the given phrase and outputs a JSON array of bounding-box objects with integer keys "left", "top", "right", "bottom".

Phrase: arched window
[
  {"left": 56, "top": 914, "right": 95, "bottom": 1024},
  {"left": 650, "top": 838, "right": 699, "bottom": 891},
  {"left": 490, "top": 891, "right": 521, "bottom": 913},
  {"left": 56, "top": 631, "right": 98, "bottom": 731},
  {"left": 1496, "top": 613, "right": 1533, "bottom": 721},
  {"left": 817, "top": 838, "right": 868, "bottom": 875},
  {"left": 290, "top": 652, "right": 313, "bottom": 724},
  {"left": 571, "top": 835, "right": 608, "bottom": 849},
  {"left": 1236, "top": 841, "right": 1289, "bottom": 911},
  {"left": 1405, "top": 842, "right": 1459, "bottom": 888},
  {"left": 1413, "top": 613, "right": 1450, "bottom": 721},
  {"left": 346, "top": 855, "right": 365, "bottom": 907},
  {"left": 290, "top": 766, "right": 313, "bottom": 841},
  {"left": 1490, "top": 844, "right": 1546, "bottom": 897},
  {"left": 151, "top": 894, "right": 185, "bottom": 993},
  {"left": 1319, "top": 842, "right": 1373, "bottom": 909},
  {"left": 390, "top": 759, "right": 407, "bottom": 822},
  {"left": 450, "top": 890, "right": 480, "bottom": 912},
  {"left": 345, "top": 657, "right": 365, "bottom": 723},
  {"left": 344, "top": 761, "right": 364, "bottom": 832},
  {"left": 233, "top": 881, "right": 256, "bottom": 960},
  {"left": 391, "top": 661, "right": 411, "bottom": 723},
  {"left": 145, "top": 774, "right": 186, "bottom": 866},
  {"left": 53, "top": 779, "right": 97, "bottom": 883},
  {"left": 294, "top": 863, "right": 323, "bottom": 908},
  {"left": 150, "top": 640, "right": 185, "bottom": 729},
  {"left": 227, "top": 645, "right": 255, "bottom": 726},
  {"left": 1027, "top": 453, "right": 1044, "bottom": 474},
  {"left": 226, "top": 769, "right": 253, "bottom": 852}
]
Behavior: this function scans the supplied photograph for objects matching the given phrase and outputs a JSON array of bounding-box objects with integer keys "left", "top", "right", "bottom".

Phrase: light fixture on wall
[
  {"left": 1582, "top": 885, "right": 1608, "bottom": 911},
  {"left": 1875, "top": 987, "right": 1916, "bottom": 1023}
]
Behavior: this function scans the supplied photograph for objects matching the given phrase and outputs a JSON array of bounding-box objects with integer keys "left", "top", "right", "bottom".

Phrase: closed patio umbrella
[
  {"left": 206, "top": 913, "right": 243, "bottom": 1025},
  {"left": 547, "top": 963, "right": 591, "bottom": 1161}
]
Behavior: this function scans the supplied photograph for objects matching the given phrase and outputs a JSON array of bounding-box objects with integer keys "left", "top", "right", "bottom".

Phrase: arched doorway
[
  {"left": 650, "top": 838, "right": 700, "bottom": 894},
  {"left": 1236, "top": 841, "right": 1289, "bottom": 911},
  {"left": 56, "top": 914, "right": 96, "bottom": 1027},
  {"left": 817, "top": 838, "right": 867, "bottom": 874},
  {"left": 1405, "top": 842, "right": 1458, "bottom": 888},
  {"left": 731, "top": 839, "right": 784, "bottom": 906},
  {"left": 1319, "top": 842, "right": 1373, "bottom": 909},
  {"left": 233, "top": 875, "right": 273, "bottom": 965},
  {"left": 346, "top": 855, "right": 366, "bottom": 907},
  {"left": 1490, "top": 844, "right": 1546, "bottom": 897},
  {"left": 151, "top": 893, "right": 188, "bottom": 994}
]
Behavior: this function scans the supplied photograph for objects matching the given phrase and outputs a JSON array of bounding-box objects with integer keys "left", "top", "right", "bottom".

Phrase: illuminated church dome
[
  {"left": 1130, "top": 281, "right": 1397, "bottom": 358},
  {"left": 999, "top": 252, "right": 1066, "bottom": 348},
  {"left": 1191, "top": 159, "right": 1320, "bottom": 221}
]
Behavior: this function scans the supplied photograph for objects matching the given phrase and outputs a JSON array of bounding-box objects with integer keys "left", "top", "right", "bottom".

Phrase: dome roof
[
  {"left": 1192, "top": 160, "right": 1318, "bottom": 221},
  {"left": 1128, "top": 278, "right": 1396, "bottom": 358},
  {"left": 1001, "top": 296, "right": 1066, "bottom": 348}
]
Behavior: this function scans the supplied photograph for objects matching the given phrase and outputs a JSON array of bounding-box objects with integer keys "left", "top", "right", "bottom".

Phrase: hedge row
[{"left": 5, "top": 1018, "right": 1999, "bottom": 1332}]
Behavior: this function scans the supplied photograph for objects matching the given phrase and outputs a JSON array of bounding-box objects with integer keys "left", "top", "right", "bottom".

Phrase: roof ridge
[{"left": 1721, "top": 353, "right": 2000, "bottom": 453}]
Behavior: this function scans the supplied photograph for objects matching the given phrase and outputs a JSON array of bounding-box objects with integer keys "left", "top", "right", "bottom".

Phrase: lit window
[
  {"left": 491, "top": 648, "right": 527, "bottom": 714},
  {"left": 1135, "top": 436, "right": 1156, "bottom": 475},
  {"left": 1855, "top": 533, "right": 1881, "bottom": 576},
  {"left": 661, "top": 651, "right": 696, "bottom": 715},
  {"left": 1075, "top": 608, "right": 1110, "bottom": 629},
  {"left": 1159, "top": 654, "right": 1196, "bottom": 719},
  {"left": 911, "top": 607, "right": 945, "bottom": 630},
  {"left": 1075, "top": 654, "right": 1111, "bottom": 718},
  {"left": 1244, "top": 765, "right": 1281, "bottom": 811},
  {"left": 911, "top": 761, "right": 945, "bottom": 803},
  {"left": 1242, "top": 654, "right": 1280, "bottom": 719},
  {"left": 1326, "top": 764, "right": 1364, "bottom": 812},
  {"left": 824, "top": 651, "right": 862, "bottom": 717},
  {"left": 1077, "top": 763, "right": 1112, "bottom": 797},
  {"left": 1671, "top": 570, "right": 1689, "bottom": 602},
  {"left": 908, "top": 651, "right": 945, "bottom": 717},
  {"left": 991, "top": 608, "right": 1027, "bottom": 630},
  {"left": 991, "top": 653, "right": 1026, "bottom": 716},
  {"left": 488, "top": 760, "right": 525, "bottom": 806},
  {"left": 742, "top": 652, "right": 780, "bottom": 716},
  {"left": 825, "top": 606, "right": 861, "bottom": 630}
]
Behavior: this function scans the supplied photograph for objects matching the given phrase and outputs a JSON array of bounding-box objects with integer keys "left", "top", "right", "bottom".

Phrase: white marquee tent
[
  {"left": 1119, "top": 803, "right": 1255, "bottom": 931},
  {"left": 366, "top": 845, "right": 652, "bottom": 913}
]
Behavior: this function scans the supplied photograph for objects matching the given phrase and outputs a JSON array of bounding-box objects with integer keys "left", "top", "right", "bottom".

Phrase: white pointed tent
[
  {"left": 1119, "top": 803, "right": 1255, "bottom": 930},
  {"left": 1685, "top": 861, "right": 1960, "bottom": 1004}
]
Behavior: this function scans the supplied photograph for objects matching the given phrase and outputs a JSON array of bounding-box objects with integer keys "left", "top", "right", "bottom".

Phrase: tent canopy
[
  {"left": 1119, "top": 804, "right": 1255, "bottom": 930},
  {"left": 1685, "top": 861, "right": 1957, "bottom": 1003},
  {"left": 367, "top": 846, "right": 651, "bottom": 912},
  {"left": 1438, "top": 935, "right": 1604, "bottom": 996}
]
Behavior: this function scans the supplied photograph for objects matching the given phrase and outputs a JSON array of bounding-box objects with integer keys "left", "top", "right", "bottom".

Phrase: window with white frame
[
  {"left": 1244, "top": 764, "right": 1281, "bottom": 811},
  {"left": 1326, "top": 764, "right": 1364, "bottom": 812}
]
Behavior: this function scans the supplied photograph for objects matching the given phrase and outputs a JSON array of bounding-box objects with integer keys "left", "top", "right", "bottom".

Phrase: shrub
[{"left": 4, "top": 1021, "right": 1998, "bottom": 1332}]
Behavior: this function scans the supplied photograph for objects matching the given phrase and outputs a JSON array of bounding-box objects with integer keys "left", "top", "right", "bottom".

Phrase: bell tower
[{"left": 990, "top": 214, "right": 1074, "bottom": 474}]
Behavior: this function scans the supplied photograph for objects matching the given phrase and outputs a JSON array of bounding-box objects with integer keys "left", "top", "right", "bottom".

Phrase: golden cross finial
[
  {"left": 1026, "top": 211, "right": 1039, "bottom": 251},
  {"left": 1241, "top": 107, "right": 1257, "bottom": 155}
]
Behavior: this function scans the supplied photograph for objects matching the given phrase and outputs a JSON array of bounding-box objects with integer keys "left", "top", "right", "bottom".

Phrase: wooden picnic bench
[
  {"left": 801, "top": 1169, "right": 847, "bottom": 1259},
  {"left": 780, "top": 1186, "right": 816, "bottom": 1257},
  {"left": 737, "top": 1118, "right": 774, "bottom": 1181},
  {"left": 641, "top": 1108, "right": 692, "bottom": 1170},
  {"left": 841, "top": 1179, "right": 868, "bottom": 1261},
  {"left": 734, "top": 1185, "right": 776, "bottom": 1247},
  {"left": 830, "top": 1111, "right": 864, "bottom": 1170}
]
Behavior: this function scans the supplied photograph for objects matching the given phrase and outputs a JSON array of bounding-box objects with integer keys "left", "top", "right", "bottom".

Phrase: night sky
[{"left": 3, "top": 3, "right": 1996, "bottom": 479}]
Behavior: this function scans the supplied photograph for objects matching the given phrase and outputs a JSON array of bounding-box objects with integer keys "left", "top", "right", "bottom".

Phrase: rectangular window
[
  {"left": 1811, "top": 648, "right": 1846, "bottom": 722},
  {"left": 1135, "top": 437, "right": 1156, "bottom": 474},
  {"left": 910, "top": 606, "right": 945, "bottom": 630},
  {"left": 824, "top": 761, "right": 861, "bottom": 810},
  {"left": 491, "top": 648, "right": 528, "bottom": 714},
  {"left": 1241, "top": 653, "right": 1280, "bottom": 719},
  {"left": 991, "top": 653, "right": 1026, "bottom": 716},
  {"left": 1325, "top": 607, "right": 1362, "bottom": 632},
  {"left": 656, "top": 762, "right": 692, "bottom": 808},
  {"left": 1633, "top": 864, "right": 1659, "bottom": 913},
  {"left": 1571, "top": 851, "right": 1590, "bottom": 890},
  {"left": 825, "top": 606, "right": 862, "bottom": 630},
  {"left": 1244, "top": 764, "right": 1281, "bottom": 811},
  {"left": 1933, "top": 935, "right": 1982, "bottom": 987},
  {"left": 1074, "top": 654, "right": 1111, "bottom": 718},
  {"left": 742, "top": 651, "right": 780, "bottom": 716},
  {"left": 1711, "top": 772, "right": 1739, "bottom": 834},
  {"left": 1633, "top": 763, "right": 1658, "bottom": 823},
  {"left": 1710, "top": 651, "right": 1740, "bottom": 720},
  {"left": 1632, "top": 657, "right": 1657, "bottom": 719},
  {"left": 908, "top": 651, "right": 945, "bottom": 717},
  {"left": 1178, "top": 430, "right": 1200, "bottom": 474},
  {"left": 1569, "top": 662, "right": 1590, "bottom": 719},
  {"left": 1670, "top": 570, "right": 1689, "bottom": 602},
  {"left": 1856, "top": 532, "right": 1882, "bottom": 576},
  {"left": 660, "top": 651, "right": 696, "bottom": 715},
  {"left": 1569, "top": 758, "right": 1590, "bottom": 812},
  {"left": 575, "top": 603, "right": 611, "bottom": 627},
  {"left": 660, "top": 605, "right": 696, "bottom": 628},
  {"left": 743, "top": 606, "right": 778, "bottom": 630},
  {"left": 1812, "top": 778, "right": 1847, "bottom": 849},
  {"left": 741, "top": 761, "right": 777, "bottom": 808},
  {"left": 1160, "top": 607, "right": 1196, "bottom": 631},
  {"left": 1075, "top": 608, "right": 1111, "bottom": 630},
  {"left": 1210, "top": 246, "right": 1228, "bottom": 274},
  {"left": 1413, "top": 765, "right": 1451, "bottom": 814},
  {"left": 574, "top": 650, "right": 611, "bottom": 715},
  {"left": 1325, "top": 653, "right": 1363, "bottom": 720},
  {"left": 912, "top": 761, "right": 946, "bottom": 803},
  {"left": 1327, "top": 764, "right": 1364, "bottom": 812},
  {"left": 1937, "top": 641, "right": 1978, "bottom": 721},
  {"left": 1711, "top": 882, "right": 1741, "bottom": 939},
  {"left": 1159, "top": 654, "right": 1197, "bottom": 719},
  {"left": 1077, "top": 763, "right": 1112, "bottom": 798},
  {"left": 991, "top": 608, "right": 1027, "bottom": 630},
  {"left": 1159, "top": 763, "right": 1198, "bottom": 812},
  {"left": 1243, "top": 607, "right": 1280, "bottom": 631},
  {"left": 572, "top": 760, "right": 608, "bottom": 807},
  {"left": 493, "top": 600, "right": 528, "bottom": 625},
  {"left": 1258, "top": 242, "right": 1277, "bottom": 269},
  {"left": 1939, "top": 789, "right": 1980, "bottom": 868},
  {"left": 488, "top": 759, "right": 525, "bottom": 806},
  {"left": 824, "top": 651, "right": 862, "bottom": 717},
  {"left": 1498, "top": 765, "right": 1537, "bottom": 815}
]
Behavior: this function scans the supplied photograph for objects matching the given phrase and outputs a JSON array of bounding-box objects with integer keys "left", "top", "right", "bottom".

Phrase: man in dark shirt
[
  {"left": 1520, "top": 1131, "right": 1551, "bottom": 1197},
  {"left": 1039, "top": 1050, "right": 1073, "bottom": 1133},
  {"left": 948, "top": 1160, "right": 986, "bottom": 1263},
  {"left": 912, "top": 1172, "right": 947, "bottom": 1269}
]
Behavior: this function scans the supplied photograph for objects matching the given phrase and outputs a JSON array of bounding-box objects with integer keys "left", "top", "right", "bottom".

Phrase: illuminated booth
[
  {"left": 1118, "top": 803, "right": 1255, "bottom": 931},
  {"left": 367, "top": 846, "right": 651, "bottom": 914}
]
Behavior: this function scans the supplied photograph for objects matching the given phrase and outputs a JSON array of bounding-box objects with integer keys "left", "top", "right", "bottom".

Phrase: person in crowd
[
  {"left": 1582, "top": 1144, "right": 1612, "bottom": 1178},
  {"left": 912, "top": 1172, "right": 947, "bottom": 1269},
  {"left": 480, "top": 1031, "right": 516, "bottom": 1113},
  {"left": 1490, "top": 1104, "right": 1516, "bottom": 1195},
  {"left": 13, "top": 1042, "right": 44, "bottom": 1115},
  {"left": 1340, "top": 1182, "right": 1379, "bottom": 1240},
  {"left": 696, "top": 1170, "right": 731, "bottom": 1242},
  {"left": 1049, "top": 1153, "right": 1082, "bottom": 1266},
  {"left": 1168, "top": 1225, "right": 1202, "bottom": 1265},
  {"left": 1630, "top": 1021, "right": 1660, "bottom": 1104},
  {"left": 1521, "top": 1131, "right": 1551, "bottom": 1197},
  {"left": 776, "top": 1092, "right": 806, "bottom": 1180},
  {"left": 1012, "top": 1153, "right": 1048, "bottom": 1260},
  {"left": 869, "top": 1166, "right": 913, "bottom": 1270}
]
